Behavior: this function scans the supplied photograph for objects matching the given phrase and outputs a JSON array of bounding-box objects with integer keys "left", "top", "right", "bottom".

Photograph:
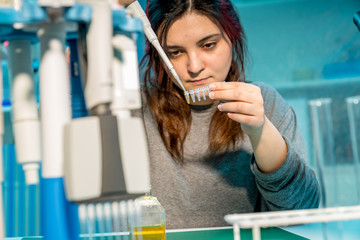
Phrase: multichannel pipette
[{"left": 127, "top": 1, "right": 212, "bottom": 104}]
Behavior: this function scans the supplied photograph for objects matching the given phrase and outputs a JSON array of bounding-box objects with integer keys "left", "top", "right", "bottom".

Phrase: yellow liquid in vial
[{"left": 132, "top": 225, "right": 166, "bottom": 240}]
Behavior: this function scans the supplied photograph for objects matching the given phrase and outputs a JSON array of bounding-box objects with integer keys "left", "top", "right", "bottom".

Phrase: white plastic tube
[
  {"left": 78, "top": 0, "right": 114, "bottom": 111},
  {"left": 8, "top": 39, "right": 41, "bottom": 185},
  {"left": 111, "top": 33, "right": 151, "bottom": 195},
  {"left": 37, "top": 21, "right": 71, "bottom": 178},
  {"left": 111, "top": 33, "right": 141, "bottom": 117}
]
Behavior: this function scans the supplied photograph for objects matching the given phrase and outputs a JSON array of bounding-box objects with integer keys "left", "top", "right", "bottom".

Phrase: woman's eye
[
  {"left": 203, "top": 42, "right": 216, "bottom": 49},
  {"left": 168, "top": 50, "right": 181, "bottom": 58}
]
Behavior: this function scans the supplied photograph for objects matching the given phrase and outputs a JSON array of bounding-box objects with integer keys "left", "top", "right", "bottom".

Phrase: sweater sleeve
[{"left": 251, "top": 82, "right": 320, "bottom": 211}]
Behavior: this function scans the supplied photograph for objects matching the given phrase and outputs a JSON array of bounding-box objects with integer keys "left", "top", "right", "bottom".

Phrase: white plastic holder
[
  {"left": 8, "top": 39, "right": 41, "bottom": 185},
  {"left": 110, "top": 32, "right": 150, "bottom": 195},
  {"left": 37, "top": 14, "right": 71, "bottom": 178},
  {"left": 77, "top": 0, "right": 114, "bottom": 111},
  {"left": 224, "top": 205, "right": 360, "bottom": 240},
  {"left": 111, "top": 33, "right": 141, "bottom": 112}
]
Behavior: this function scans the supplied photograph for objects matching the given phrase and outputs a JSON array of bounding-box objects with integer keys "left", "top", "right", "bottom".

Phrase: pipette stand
[{"left": 0, "top": 1, "right": 146, "bottom": 240}]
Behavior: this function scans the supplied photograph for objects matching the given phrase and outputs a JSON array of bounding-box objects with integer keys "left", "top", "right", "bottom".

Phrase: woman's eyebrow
[
  {"left": 166, "top": 33, "right": 222, "bottom": 49},
  {"left": 166, "top": 45, "right": 182, "bottom": 50},
  {"left": 197, "top": 33, "right": 222, "bottom": 45}
]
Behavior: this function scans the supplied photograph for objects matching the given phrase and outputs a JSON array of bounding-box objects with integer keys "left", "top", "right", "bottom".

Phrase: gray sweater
[{"left": 136, "top": 81, "right": 319, "bottom": 229}]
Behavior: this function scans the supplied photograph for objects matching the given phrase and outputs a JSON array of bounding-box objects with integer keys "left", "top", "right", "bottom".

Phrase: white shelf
[{"left": 224, "top": 205, "right": 360, "bottom": 240}]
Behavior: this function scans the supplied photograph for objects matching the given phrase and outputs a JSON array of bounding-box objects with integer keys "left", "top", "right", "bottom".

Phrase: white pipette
[{"left": 127, "top": 1, "right": 192, "bottom": 103}]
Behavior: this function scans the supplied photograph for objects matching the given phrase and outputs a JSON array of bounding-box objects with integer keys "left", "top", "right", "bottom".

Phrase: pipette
[{"left": 127, "top": 1, "right": 195, "bottom": 103}]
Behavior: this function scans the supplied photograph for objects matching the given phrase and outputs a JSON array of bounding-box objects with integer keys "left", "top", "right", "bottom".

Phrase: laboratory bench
[
  {"left": 4, "top": 227, "right": 306, "bottom": 240},
  {"left": 166, "top": 226, "right": 307, "bottom": 240},
  {"left": 6, "top": 219, "right": 360, "bottom": 240}
]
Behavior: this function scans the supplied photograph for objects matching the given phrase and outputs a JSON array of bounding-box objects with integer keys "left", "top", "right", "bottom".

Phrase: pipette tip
[{"left": 184, "top": 91, "right": 190, "bottom": 104}]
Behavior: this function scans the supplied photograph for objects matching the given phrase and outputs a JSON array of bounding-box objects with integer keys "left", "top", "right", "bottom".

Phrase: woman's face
[{"left": 165, "top": 12, "right": 233, "bottom": 105}]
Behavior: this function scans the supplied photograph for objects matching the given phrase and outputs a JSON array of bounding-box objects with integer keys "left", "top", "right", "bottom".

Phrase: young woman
[{"left": 130, "top": 0, "right": 319, "bottom": 229}]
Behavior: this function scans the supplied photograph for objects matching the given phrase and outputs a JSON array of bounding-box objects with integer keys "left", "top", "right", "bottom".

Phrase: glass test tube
[
  {"left": 309, "top": 98, "right": 342, "bottom": 240},
  {"left": 346, "top": 96, "right": 360, "bottom": 204},
  {"left": 309, "top": 98, "right": 338, "bottom": 208}
]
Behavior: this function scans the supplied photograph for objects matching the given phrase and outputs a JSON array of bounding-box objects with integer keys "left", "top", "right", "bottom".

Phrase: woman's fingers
[
  {"left": 210, "top": 81, "right": 260, "bottom": 93},
  {"left": 209, "top": 82, "right": 262, "bottom": 103},
  {"left": 218, "top": 101, "right": 264, "bottom": 125},
  {"left": 209, "top": 82, "right": 265, "bottom": 133},
  {"left": 209, "top": 89, "right": 255, "bottom": 103},
  {"left": 218, "top": 101, "right": 257, "bottom": 116},
  {"left": 226, "top": 113, "right": 260, "bottom": 126}
]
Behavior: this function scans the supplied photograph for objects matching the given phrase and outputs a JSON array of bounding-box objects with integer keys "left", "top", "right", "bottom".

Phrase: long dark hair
[{"left": 141, "top": 0, "right": 247, "bottom": 164}]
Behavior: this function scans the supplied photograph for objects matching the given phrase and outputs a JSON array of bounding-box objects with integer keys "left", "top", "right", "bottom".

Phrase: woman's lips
[{"left": 188, "top": 78, "right": 208, "bottom": 86}]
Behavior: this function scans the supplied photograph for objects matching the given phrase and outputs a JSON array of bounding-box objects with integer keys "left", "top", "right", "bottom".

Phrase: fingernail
[
  {"left": 218, "top": 103, "right": 223, "bottom": 110},
  {"left": 209, "top": 92, "right": 214, "bottom": 99},
  {"left": 209, "top": 84, "right": 216, "bottom": 90}
]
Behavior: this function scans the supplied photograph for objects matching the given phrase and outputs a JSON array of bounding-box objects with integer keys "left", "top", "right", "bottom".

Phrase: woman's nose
[{"left": 187, "top": 52, "right": 204, "bottom": 75}]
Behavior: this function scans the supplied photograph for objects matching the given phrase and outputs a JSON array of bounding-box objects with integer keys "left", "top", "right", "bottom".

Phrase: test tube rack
[{"left": 225, "top": 205, "right": 360, "bottom": 240}]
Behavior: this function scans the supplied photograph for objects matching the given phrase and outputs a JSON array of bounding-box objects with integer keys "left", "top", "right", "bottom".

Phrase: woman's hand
[
  {"left": 209, "top": 82, "right": 265, "bottom": 138},
  {"left": 209, "top": 81, "right": 287, "bottom": 173}
]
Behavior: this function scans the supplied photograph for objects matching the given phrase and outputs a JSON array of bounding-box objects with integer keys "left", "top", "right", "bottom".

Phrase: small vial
[{"left": 130, "top": 193, "right": 166, "bottom": 240}]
